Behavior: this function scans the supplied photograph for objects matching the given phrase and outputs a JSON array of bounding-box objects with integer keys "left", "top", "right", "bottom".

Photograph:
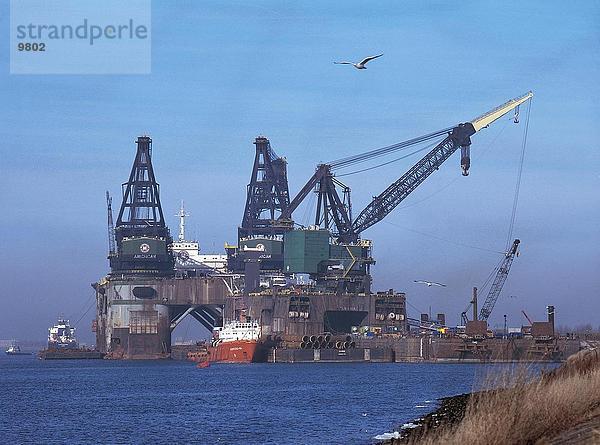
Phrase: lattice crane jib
[
  {"left": 106, "top": 191, "right": 116, "bottom": 256},
  {"left": 478, "top": 239, "right": 521, "bottom": 321}
]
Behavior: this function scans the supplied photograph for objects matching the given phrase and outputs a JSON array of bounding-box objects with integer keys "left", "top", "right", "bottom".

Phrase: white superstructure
[
  {"left": 48, "top": 319, "right": 78, "bottom": 349},
  {"left": 170, "top": 201, "right": 228, "bottom": 273},
  {"left": 213, "top": 320, "right": 261, "bottom": 342}
]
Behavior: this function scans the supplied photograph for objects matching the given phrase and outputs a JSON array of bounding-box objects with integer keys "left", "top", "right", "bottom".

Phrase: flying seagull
[
  {"left": 334, "top": 53, "right": 384, "bottom": 69},
  {"left": 414, "top": 280, "right": 447, "bottom": 287}
]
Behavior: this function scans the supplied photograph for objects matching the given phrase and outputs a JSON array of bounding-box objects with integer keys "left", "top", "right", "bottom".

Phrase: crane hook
[
  {"left": 460, "top": 145, "right": 470, "bottom": 176},
  {"left": 513, "top": 105, "right": 520, "bottom": 124}
]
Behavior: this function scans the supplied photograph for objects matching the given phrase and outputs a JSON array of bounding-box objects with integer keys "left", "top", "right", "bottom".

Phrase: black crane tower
[
  {"left": 110, "top": 136, "right": 174, "bottom": 276},
  {"left": 239, "top": 136, "right": 290, "bottom": 239}
]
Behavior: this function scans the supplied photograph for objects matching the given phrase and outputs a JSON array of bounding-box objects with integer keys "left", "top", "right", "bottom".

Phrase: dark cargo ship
[{"left": 38, "top": 318, "right": 104, "bottom": 360}]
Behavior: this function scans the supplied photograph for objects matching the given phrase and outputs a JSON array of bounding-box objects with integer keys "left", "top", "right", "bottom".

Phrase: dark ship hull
[{"left": 38, "top": 348, "right": 105, "bottom": 360}]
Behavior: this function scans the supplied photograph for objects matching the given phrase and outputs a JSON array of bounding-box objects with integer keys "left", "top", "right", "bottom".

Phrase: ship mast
[{"left": 176, "top": 200, "right": 189, "bottom": 242}]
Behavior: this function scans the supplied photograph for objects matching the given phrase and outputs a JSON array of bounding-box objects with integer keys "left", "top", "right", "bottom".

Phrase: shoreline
[{"left": 378, "top": 347, "right": 600, "bottom": 444}]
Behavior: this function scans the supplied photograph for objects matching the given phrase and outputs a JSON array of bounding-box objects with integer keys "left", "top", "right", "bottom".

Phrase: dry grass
[{"left": 413, "top": 349, "right": 600, "bottom": 445}]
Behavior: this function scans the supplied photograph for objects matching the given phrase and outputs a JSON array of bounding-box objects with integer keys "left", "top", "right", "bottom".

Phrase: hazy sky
[{"left": 1, "top": 1, "right": 598, "bottom": 344}]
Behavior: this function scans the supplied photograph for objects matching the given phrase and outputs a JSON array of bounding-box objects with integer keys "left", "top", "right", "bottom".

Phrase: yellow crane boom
[{"left": 470, "top": 91, "right": 533, "bottom": 132}]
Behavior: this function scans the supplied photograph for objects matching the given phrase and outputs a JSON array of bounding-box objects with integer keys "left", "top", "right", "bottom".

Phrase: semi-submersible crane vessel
[{"left": 93, "top": 92, "right": 565, "bottom": 362}]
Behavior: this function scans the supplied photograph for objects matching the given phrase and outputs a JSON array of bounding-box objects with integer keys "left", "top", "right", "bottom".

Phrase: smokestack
[
  {"left": 547, "top": 305, "right": 555, "bottom": 335},
  {"left": 472, "top": 287, "right": 478, "bottom": 321}
]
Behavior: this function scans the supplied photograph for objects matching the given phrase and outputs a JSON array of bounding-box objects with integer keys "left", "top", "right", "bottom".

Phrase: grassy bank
[{"left": 391, "top": 348, "right": 600, "bottom": 444}]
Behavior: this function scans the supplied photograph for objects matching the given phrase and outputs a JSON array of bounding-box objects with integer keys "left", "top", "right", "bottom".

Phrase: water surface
[{"left": 0, "top": 355, "right": 515, "bottom": 444}]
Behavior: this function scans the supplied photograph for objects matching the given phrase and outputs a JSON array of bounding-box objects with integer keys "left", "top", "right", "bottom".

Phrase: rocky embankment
[{"left": 379, "top": 348, "right": 600, "bottom": 444}]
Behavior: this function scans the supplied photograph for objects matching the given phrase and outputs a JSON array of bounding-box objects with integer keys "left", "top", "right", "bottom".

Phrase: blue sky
[{"left": 0, "top": 1, "right": 599, "bottom": 343}]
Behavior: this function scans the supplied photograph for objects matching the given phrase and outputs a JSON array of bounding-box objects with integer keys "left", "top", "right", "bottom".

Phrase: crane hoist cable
[
  {"left": 329, "top": 127, "right": 454, "bottom": 169},
  {"left": 460, "top": 254, "right": 508, "bottom": 321},
  {"left": 336, "top": 112, "right": 509, "bottom": 180},
  {"left": 459, "top": 104, "right": 531, "bottom": 322},
  {"left": 466, "top": 99, "right": 531, "bottom": 323},
  {"left": 461, "top": 108, "right": 530, "bottom": 323},
  {"left": 69, "top": 292, "right": 94, "bottom": 322},
  {"left": 460, "top": 241, "right": 509, "bottom": 319},
  {"left": 336, "top": 138, "right": 444, "bottom": 177},
  {"left": 479, "top": 256, "right": 506, "bottom": 293},
  {"left": 300, "top": 190, "right": 316, "bottom": 227},
  {"left": 383, "top": 220, "right": 505, "bottom": 254},
  {"left": 506, "top": 98, "right": 532, "bottom": 250},
  {"left": 396, "top": 178, "right": 459, "bottom": 210},
  {"left": 72, "top": 292, "right": 97, "bottom": 328}
]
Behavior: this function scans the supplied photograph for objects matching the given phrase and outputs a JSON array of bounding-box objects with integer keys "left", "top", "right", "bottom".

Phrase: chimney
[
  {"left": 472, "top": 287, "right": 478, "bottom": 321},
  {"left": 547, "top": 305, "right": 555, "bottom": 335}
]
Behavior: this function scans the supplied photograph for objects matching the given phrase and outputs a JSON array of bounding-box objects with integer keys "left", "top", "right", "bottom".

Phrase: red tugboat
[{"left": 207, "top": 318, "right": 262, "bottom": 363}]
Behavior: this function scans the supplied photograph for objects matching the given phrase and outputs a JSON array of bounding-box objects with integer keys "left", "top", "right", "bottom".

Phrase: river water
[{"left": 0, "top": 355, "right": 515, "bottom": 444}]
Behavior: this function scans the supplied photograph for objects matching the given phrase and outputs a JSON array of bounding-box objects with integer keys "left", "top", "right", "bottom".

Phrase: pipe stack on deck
[{"left": 298, "top": 334, "right": 356, "bottom": 350}]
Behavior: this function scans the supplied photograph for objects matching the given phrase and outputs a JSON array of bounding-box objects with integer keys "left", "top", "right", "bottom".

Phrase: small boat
[
  {"left": 187, "top": 315, "right": 263, "bottom": 364},
  {"left": 5, "top": 341, "right": 31, "bottom": 356},
  {"left": 207, "top": 318, "right": 262, "bottom": 363}
]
